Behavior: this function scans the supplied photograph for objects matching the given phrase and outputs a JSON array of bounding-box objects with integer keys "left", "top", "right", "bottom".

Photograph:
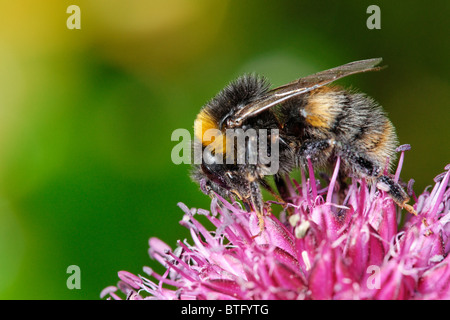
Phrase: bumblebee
[{"left": 191, "top": 58, "right": 415, "bottom": 230}]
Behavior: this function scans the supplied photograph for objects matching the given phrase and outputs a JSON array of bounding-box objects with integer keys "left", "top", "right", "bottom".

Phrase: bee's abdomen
[
  {"left": 303, "top": 87, "right": 398, "bottom": 168},
  {"left": 341, "top": 92, "right": 398, "bottom": 167}
]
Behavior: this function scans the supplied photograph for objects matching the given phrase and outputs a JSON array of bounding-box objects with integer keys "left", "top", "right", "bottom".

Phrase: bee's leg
[
  {"left": 259, "top": 176, "right": 288, "bottom": 205},
  {"left": 376, "top": 175, "right": 417, "bottom": 215},
  {"left": 273, "top": 174, "right": 290, "bottom": 203},
  {"left": 259, "top": 176, "right": 294, "bottom": 217},
  {"left": 298, "top": 139, "right": 332, "bottom": 163},
  {"left": 241, "top": 181, "right": 265, "bottom": 236},
  {"left": 337, "top": 171, "right": 350, "bottom": 191},
  {"left": 273, "top": 175, "right": 296, "bottom": 216},
  {"left": 242, "top": 200, "right": 252, "bottom": 212},
  {"left": 245, "top": 133, "right": 266, "bottom": 228},
  {"left": 338, "top": 144, "right": 417, "bottom": 215},
  {"left": 298, "top": 138, "right": 333, "bottom": 196},
  {"left": 249, "top": 181, "right": 265, "bottom": 233},
  {"left": 336, "top": 143, "right": 380, "bottom": 177}
]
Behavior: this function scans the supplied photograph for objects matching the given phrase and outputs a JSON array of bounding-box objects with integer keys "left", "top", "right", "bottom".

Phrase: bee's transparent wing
[{"left": 227, "top": 58, "right": 384, "bottom": 128}]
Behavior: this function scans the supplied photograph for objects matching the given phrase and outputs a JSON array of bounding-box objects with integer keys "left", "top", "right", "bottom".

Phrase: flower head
[{"left": 102, "top": 148, "right": 450, "bottom": 300}]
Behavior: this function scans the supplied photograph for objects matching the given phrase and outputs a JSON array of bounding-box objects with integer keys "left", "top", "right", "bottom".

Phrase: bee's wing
[{"left": 227, "top": 58, "right": 384, "bottom": 127}]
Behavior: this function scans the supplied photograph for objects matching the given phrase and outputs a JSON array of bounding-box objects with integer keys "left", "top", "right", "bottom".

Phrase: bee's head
[
  {"left": 190, "top": 148, "right": 250, "bottom": 198},
  {"left": 190, "top": 75, "right": 272, "bottom": 213},
  {"left": 190, "top": 156, "right": 262, "bottom": 214}
]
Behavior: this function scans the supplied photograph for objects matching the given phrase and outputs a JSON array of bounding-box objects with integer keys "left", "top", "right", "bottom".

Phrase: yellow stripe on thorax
[
  {"left": 304, "top": 87, "right": 338, "bottom": 129},
  {"left": 194, "top": 110, "right": 227, "bottom": 154}
]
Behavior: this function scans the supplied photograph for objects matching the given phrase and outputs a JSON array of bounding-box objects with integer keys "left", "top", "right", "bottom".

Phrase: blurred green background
[{"left": 0, "top": 0, "right": 448, "bottom": 299}]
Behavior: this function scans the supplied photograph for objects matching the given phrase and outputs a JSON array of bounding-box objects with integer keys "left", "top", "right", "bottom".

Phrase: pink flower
[{"left": 102, "top": 147, "right": 450, "bottom": 300}]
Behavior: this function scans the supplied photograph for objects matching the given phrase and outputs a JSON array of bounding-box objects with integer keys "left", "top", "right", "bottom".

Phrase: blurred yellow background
[{"left": 0, "top": 0, "right": 448, "bottom": 299}]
